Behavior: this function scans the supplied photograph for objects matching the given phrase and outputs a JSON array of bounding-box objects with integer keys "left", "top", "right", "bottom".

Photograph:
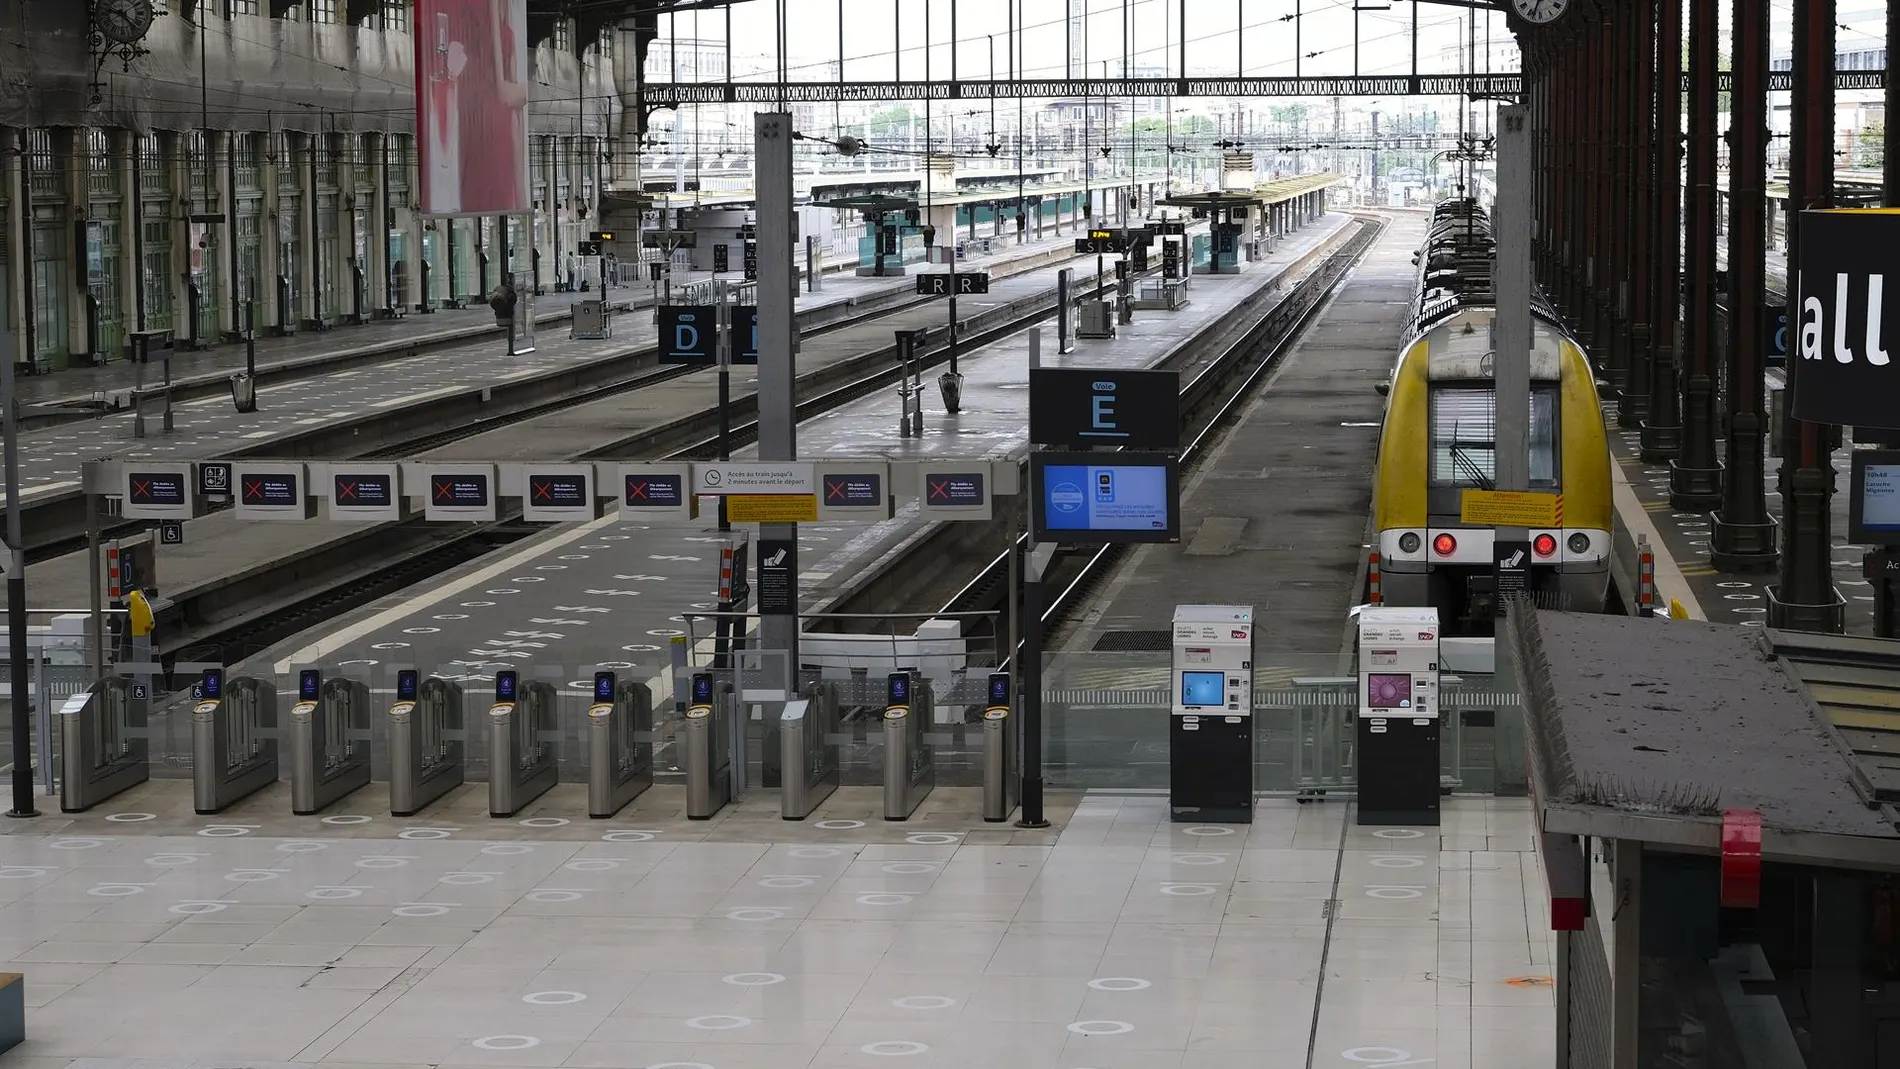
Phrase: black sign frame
[
  {"left": 1029, "top": 451, "right": 1182, "bottom": 546},
  {"left": 1029, "top": 367, "right": 1181, "bottom": 448},
  {"left": 1789, "top": 209, "right": 1900, "bottom": 429},
  {"left": 659, "top": 305, "right": 719, "bottom": 364},
  {"left": 757, "top": 537, "right": 798, "bottom": 616},
  {"left": 197, "top": 462, "right": 232, "bottom": 497},
  {"left": 1492, "top": 539, "right": 1532, "bottom": 614}
]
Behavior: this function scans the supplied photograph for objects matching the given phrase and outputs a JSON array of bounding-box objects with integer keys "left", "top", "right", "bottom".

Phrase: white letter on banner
[
  {"left": 1801, "top": 292, "right": 1824, "bottom": 361},
  {"left": 1867, "top": 274, "right": 1890, "bottom": 366},
  {"left": 1835, "top": 273, "right": 1857, "bottom": 363}
]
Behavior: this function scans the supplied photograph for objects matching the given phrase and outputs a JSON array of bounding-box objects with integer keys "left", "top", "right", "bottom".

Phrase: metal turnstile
[
  {"left": 288, "top": 671, "right": 373, "bottom": 815},
  {"left": 981, "top": 672, "right": 1018, "bottom": 822},
  {"left": 586, "top": 672, "right": 654, "bottom": 818},
  {"left": 191, "top": 670, "right": 280, "bottom": 814},
  {"left": 487, "top": 671, "right": 559, "bottom": 817},
  {"left": 684, "top": 672, "right": 734, "bottom": 820},
  {"left": 780, "top": 680, "right": 840, "bottom": 820},
  {"left": 389, "top": 671, "right": 466, "bottom": 816},
  {"left": 882, "top": 671, "right": 935, "bottom": 821},
  {"left": 58, "top": 676, "right": 149, "bottom": 812}
]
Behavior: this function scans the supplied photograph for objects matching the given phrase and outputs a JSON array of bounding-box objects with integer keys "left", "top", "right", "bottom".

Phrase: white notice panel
[
  {"left": 517, "top": 464, "right": 599, "bottom": 523},
  {"left": 692, "top": 462, "right": 815, "bottom": 496},
  {"left": 232, "top": 463, "right": 314, "bottom": 521},
  {"left": 120, "top": 463, "right": 195, "bottom": 520},
  {"left": 814, "top": 462, "right": 892, "bottom": 522},
  {"left": 916, "top": 461, "right": 993, "bottom": 522},
  {"left": 617, "top": 463, "right": 699, "bottom": 521},
  {"left": 323, "top": 463, "right": 406, "bottom": 522},
  {"left": 422, "top": 465, "right": 499, "bottom": 522}
]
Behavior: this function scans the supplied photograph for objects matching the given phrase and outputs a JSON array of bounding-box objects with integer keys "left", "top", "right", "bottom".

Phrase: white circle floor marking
[
  {"left": 399, "top": 828, "right": 455, "bottom": 840},
  {"left": 481, "top": 844, "right": 536, "bottom": 856},
  {"left": 168, "top": 900, "right": 230, "bottom": 914},
  {"left": 1066, "top": 1021, "right": 1135, "bottom": 1036},
  {"left": 815, "top": 819, "right": 865, "bottom": 830},
  {"left": 486, "top": 588, "right": 520, "bottom": 595},
  {"left": 903, "top": 833, "right": 959, "bottom": 845},
  {"left": 355, "top": 856, "right": 411, "bottom": 869},
  {"left": 881, "top": 862, "right": 938, "bottom": 875},
  {"left": 685, "top": 1015, "right": 752, "bottom": 1031},
  {"left": 857, "top": 893, "right": 913, "bottom": 906},
  {"left": 520, "top": 817, "right": 571, "bottom": 828},
  {"left": 1718, "top": 580, "right": 1753, "bottom": 588},
  {"left": 145, "top": 854, "right": 202, "bottom": 866},
  {"left": 0, "top": 867, "right": 49, "bottom": 879},
  {"left": 392, "top": 903, "right": 454, "bottom": 917},
  {"left": 787, "top": 846, "right": 842, "bottom": 858},
  {"left": 860, "top": 1041, "right": 930, "bottom": 1056},
  {"left": 726, "top": 908, "right": 786, "bottom": 921},
  {"left": 1366, "top": 885, "right": 1425, "bottom": 900},
  {"left": 438, "top": 872, "right": 496, "bottom": 885},
  {"left": 461, "top": 600, "right": 495, "bottom": 608},
  {"left": 891, "top": 995, "right": 957, "bottom": 1010},
  {"left": 276, "top": 840, "right": 327, "bottom": 853},
  {"left": 87, "top": 883, "right": 148, "bottom": 897},
  {"left": 601, "top": 830, "right": 658, "bottom": 842},
  {"left": 1181, "top": 826, "right": 1235, "bottom": 837},
  {"left": 1370, "top": 855, "right": 1427, "bottom": 869},
  {"left": 1342, "top": 1047, "right": 1432, "bottom": 1065},
  {"left": 433, "top": 613, "right": 469, "bottom": 621},
  {"left": 50, "top": 838, "right": 105, "bottom": 850},
  {"left": 722, "top": 972, "right": 786, "bottom": 986},
  {"left": 198, "top": 825, "right": 256, "bottom": 837},
  {"left": 1171, "top": 852, "right": 1229, "bottom": 866},
  {"left": 1088, "top": 977, "right": 1153, "bottom": 991},
  {"left": 224, "top": 869, "right": 281, "bottom": 882},
  {"left": 105, "top": 812, "right": 156, "bottom": 823},
  {"left": 307, "top": 886, "right": 364, "bottom": 900},
  {"left": 1160, "top": 883, "right": 1218, "bottom": 897},
  {"left": 472, "top": 1035, "right": 540, "bottom": 1051},
  {"left": 321, "top": 814, "right": 373, "bottom": 826},
  {"left": 565, "top": 859, "right": 620, "bottom": 872},
  {"left": 1372, "top": 828, "right": 1426, "bottom": 839},
  {"left": 522, "top": 991, "right": 588, "bottom": 1006},
  {"left": 759, "top": 875, "right": 818, "bottom": 889},
  {"left": 526, "top": 889, "right": 585, "bottom": 903}
]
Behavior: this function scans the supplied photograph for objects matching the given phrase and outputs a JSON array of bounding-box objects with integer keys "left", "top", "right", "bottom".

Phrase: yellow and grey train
[{"left": 1370, "top": 199, "right": 1614, "bottom": 630}]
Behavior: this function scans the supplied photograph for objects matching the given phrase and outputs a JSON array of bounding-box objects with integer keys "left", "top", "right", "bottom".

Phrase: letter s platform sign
[
  {"left": 1791, "top": 209, "right": 1900, "bottom": 430},
  {"left": 1027, "top": 367, "right": 1181, "bottom": 449}
]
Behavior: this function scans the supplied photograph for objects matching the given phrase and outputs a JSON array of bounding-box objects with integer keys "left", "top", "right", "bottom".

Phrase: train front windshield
[{"left": 1428, "top": 385, "right": 1559, "bottom": 489}]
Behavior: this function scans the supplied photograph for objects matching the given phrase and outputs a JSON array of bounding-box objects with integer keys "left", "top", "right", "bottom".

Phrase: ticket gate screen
[
  {"left": 191, "top": 670, "right": 279, "bottom": 814},
  {"left": 389, "top": 671, "right": 466, "bottom": 816},
  {"left": 882, "top": 671, "right": 934, "bottom": 821}
]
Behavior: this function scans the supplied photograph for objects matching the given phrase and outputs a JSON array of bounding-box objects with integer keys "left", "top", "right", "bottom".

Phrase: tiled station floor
[{"left": 0, "top": 790, "right": 1552, "bottom": 1069}]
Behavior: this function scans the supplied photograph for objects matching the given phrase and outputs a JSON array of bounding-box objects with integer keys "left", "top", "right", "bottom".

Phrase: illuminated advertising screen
[
  {"left": 887, "top": 673, "right": 910, "bottom": 705},
  {"left": 1850, "top": 449, "right": 1900, "bottom": 544},
  {"left": 415, "top": 0, "right": 532, "bottom": 217}
]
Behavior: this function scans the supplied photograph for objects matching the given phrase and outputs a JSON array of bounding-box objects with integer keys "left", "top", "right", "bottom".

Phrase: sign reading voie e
[
  {"left": 694, "top": 462, "right": 814, "bottom": 496},
  {"left": 1029, "top": 367, "right": 1180, "bottom": 448},
  {"left": 1790, "top": 208, "right": 1900, "bottom": 429}
]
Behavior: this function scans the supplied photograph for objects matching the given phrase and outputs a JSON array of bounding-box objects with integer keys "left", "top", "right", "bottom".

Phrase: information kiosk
[
  {"left": 388, "top": 671, "right": 465, "bottom": 816},
  {"left": 191, "top": 668, "right": 280, "bottom": 814},
  {"left": 1169, "top": 605, "right": 1255, "bottom": 823},
  {"left": 1355, "top": 607, "right": 1443, "bottom": 826}
]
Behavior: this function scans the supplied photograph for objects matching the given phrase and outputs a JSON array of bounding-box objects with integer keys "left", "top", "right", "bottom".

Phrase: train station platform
[{"left": 0, "top": 790, "right": 1548, "bottom": 1069}]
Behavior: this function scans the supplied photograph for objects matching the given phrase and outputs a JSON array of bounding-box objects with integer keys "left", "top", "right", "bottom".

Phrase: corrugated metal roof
[{"left": 1771, "top": 630, "right": 1900, "bottom": 805}]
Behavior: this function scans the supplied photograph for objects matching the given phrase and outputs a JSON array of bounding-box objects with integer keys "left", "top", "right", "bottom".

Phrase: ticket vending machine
[
  {"left": 1355, "top": 607, "right": 1443, "bottom": 826},
  {"left": 1170, "top": 605, "right": 1255, "bottom": 823},
  {"left": 59, "top": 676, "right": 149, "bottom": 812},
  {"left": 288, "top": 670, "right": 373, "bottom": 815},
  {"left": 388, "top": 671, "right": 465, "bottom": 816},
  {"left": 487, "top": 670, "right": 559, "bottom": 817},
  {"left": 981, "top": 671, "right": 1017, "bottom": 823},
  {"left": 882, "top": 670, "right": 936, "bottom": 820},
  {"left": 191, "top": 668, "right": 280, "bottom": 814},
  {"left": 586, "top": 670, "right": 654, "bottom": 818},
  {"left": 685, "top": 672, "right": 735, "bottom": 819}
]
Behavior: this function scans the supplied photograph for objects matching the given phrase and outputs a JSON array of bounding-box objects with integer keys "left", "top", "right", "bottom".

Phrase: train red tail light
[
  {"left": 1533, "top": 534, "right": 1558, "bottom": 557},
  {"left": 1432, "top": 533, "right": 1457, "bottom": 556}
]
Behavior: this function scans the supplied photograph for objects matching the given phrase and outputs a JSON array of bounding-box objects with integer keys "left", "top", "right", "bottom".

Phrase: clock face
[
  {"left": 1512, "top": 0, "right": 1568, "bottom": 23},
  {"left": 95, "top": 0, "right": 156, "bottom": 45}
]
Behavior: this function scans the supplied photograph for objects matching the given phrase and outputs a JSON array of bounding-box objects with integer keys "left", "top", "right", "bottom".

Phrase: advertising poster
[
  {"left": 415, "top": 0, "right": 532, "bottom": 217},
  {"left": 1790, "top": 208, "right": 1900, "bottom": 430}
]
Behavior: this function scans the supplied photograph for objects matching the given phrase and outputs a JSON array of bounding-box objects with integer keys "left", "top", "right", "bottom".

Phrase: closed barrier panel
[
  {"left": 883, "top": 671, "right": 935, "bottom": 821},
  {"left": 388, "top": 671, "right": 466, "bottom": 816},
  {"left": 685, "top": 672, "right": 734, "bottom": 820},
  {"left": 487, "top": 671, "right": 560, "bottom": 817},
  {"left": 780, "top": 680, "right": 841, "bottom": 820},
  {"left": 587, "top": 671, "right": 653, "bottom": 818},
  {"left": 191, "top": 670, "right": 280, "bottom": 814},
  {"left": 59, "top": 676, "right": 149, "bottom": 813},
  {"left": 982, "top": 672, "right": 1018, "bottom": 823},
  {"left": 288, "top": 671, "right": 373, "bottom": 815}
]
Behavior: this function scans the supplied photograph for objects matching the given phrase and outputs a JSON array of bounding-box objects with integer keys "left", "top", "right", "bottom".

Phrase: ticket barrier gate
[
  {"left": 191, "top": 670, "right": 280, "bottom": 814},
  {"left": 586, "top": 671, "right": 654, "bottom": 818},
  {"left": 981, "top": 672, "right": 1018, "bottom": 823},
  {"left": 684, "top": 672, "right": 735, "bottom": 820},
  {"left": 388, "top": 671, "right": 466, "bottom": 816},
  {"left": 58, "top": 676, "right": 149, "bottom": 812},
  {"left": 288, "top": 671, "right": 373, "bottom": 815},
  {"left": 882, "top": 671, "right": 935, "bottom": 821},
  {"left": 488, "top": 671, "right": 560, "bottom": 817},
  {"left": 780, "top": 680, "right": 841, "bottom": 820}
]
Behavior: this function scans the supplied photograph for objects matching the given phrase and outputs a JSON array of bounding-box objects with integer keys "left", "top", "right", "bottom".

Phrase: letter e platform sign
[
  {"left": 1028, "top": 367, "right": 1180, "bottom": 449},
  {"left": 1790, "top": 208, "right": 1900, "bottom": 430}
]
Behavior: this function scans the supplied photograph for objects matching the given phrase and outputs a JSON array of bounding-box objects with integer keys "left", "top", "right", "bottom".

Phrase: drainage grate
[{"left": 1092, "top": 630, "right": 1173, "bottom": 652}]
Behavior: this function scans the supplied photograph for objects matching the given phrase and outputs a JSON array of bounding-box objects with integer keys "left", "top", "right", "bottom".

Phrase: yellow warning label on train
[
  {"left": 1459, "top": 489, "right": 1564, "bottom": 528},
  {"left": 725, "top": 494, "right": 819, "bottom": 523}
]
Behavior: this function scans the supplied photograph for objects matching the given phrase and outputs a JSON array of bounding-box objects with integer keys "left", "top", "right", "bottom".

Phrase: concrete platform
[
  {"left": 261, "top": 213, "right": 1357, "bottom": 678},
  {"left": 0, "top": 790, "right": 1552, "bottom": 1069}
]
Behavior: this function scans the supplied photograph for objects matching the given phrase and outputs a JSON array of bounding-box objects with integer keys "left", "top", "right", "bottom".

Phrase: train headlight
[
  {"left": 1398, "top": 532, "right": 1422, "bottom": 554},
  {"left": 1431, "top": 533, "right": 1457, "bottom": 557},
  {"left": 1533, "top": 534, "right": 1557, "bottom": 557},
  {"left": 1568, "top": 532, "right": 1591, "bottom": 554}
]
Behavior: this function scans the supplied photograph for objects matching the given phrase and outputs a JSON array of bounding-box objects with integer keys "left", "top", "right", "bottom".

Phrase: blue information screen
[
  {"left": 299, "top": 670, "right": 321, "bottom": 702},
  {"left": 989, "top": 673, "right": 1011, "bottom": 705},
  {"left": 887, "top": 673, "right": 910, "bottom": 705},
  {"left": 692, "top": 674, "right": 714, "bottom": 704},
  {"left": 495, "top": 670, "right": 518, "bottom": 702},
  {"left": 396, "top": 670, "right": 419, "bottom": 702},
  {"left": 1037, "top": 458, "right": 1175, "bottom": 538},
  {"left": 594, "top": 672, "right": 617, "bottom": 702},
  {"left": 1181, "top": 671, "right": 1225, "bottom": 707},
  {"left": 201, "top": 668, "right": 223, "bottom": 700}
]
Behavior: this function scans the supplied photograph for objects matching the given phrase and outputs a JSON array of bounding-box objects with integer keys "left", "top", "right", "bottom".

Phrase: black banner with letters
[
  {"left": 1030, "top": 367, "right": 1181, "bottom": 448},
  {"left": 1790, "top": 209, "right": 1900, "bottom": 429},
  {"left": 757, "top": 538, "right": 797, "bottom": 616}
]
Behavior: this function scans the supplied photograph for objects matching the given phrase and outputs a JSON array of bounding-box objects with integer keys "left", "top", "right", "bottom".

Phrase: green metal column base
[
  {"left": 1764, "top": 584, "right": 1846, "bottom": 633},
  {"left": 1670, "top": 461, "right": 1724, "bottom": 511},
  {"left": 1618, "top": 325, "right": 1652, "bottom": 428},
  {"left": 1710, "top": 512, "right": 1779, "bottom": 570}
]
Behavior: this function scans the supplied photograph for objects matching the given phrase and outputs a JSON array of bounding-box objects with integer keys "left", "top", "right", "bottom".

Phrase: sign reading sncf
[{"left": 1791, "top": 208, "right": 1900, "bottom": 429}]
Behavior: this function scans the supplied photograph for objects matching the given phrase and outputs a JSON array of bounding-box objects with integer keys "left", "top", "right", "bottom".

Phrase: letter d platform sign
[
  {"left": 1791, "top": 209, "right": 1900, "bottom": 430},
  {"left": 659, "top": 305, "right": 718, "bottom": 364}
]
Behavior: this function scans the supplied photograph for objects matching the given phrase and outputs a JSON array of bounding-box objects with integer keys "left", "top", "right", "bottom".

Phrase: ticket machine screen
[
  {"left": 691, "top": 674, "right": 714, "bottom": 704},
  {"left": 396, "top": 670, "right": 419, "bottom": 702},
  {"left": 594, "top": 672, "right": 616, "bottom": 702},
  {"left": 1180, "top": 670, "right": 1225, "bottom": 707},
  {"left": 1366, "top": 673, "right": 1413, "bottom": 709},
  {"left": 495, "top": 670, "right": 518, "bottom": 702},
  {"left": 299, "top": 670, "right": 321, "bottom": 702},
  {"left": 887, "top": 673, "right": 910, "bottom": 705},
  {"left": 202, "top": 668, "right": 224, "bottom": 700}
]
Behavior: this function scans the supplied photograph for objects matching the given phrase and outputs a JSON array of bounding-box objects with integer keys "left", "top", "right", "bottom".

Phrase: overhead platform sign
[
  {"left": 618, "top": 463, "right": 698, "bottom": 521},
  {"left": 422, "top": 465, "right": 498, "bottom": 522},
  {"left": 120, "top": 463, "right": 194, "bottom": 520},
  {"left": 918, "top": 462, "right": 993, "bottom": 522},
  {"left": 1459, "top": 489, "right": 1564, "bottom": 528},
  {"left": 1789, "top": 208, "right": 1900, "bottom": 430},
  {"left": 518, "top": 464, "right": 598, "bottom": 523},
  {"left": 326, "top": 463, "right": 405, "bottom": 522},
  {"left": 698, "top": 462, "right": 819, "bottom": 524},
  {"left": 234, "top": 463, "right": 314, "bottom": 521}
]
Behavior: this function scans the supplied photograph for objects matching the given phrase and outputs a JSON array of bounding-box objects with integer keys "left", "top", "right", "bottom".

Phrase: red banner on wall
[{"left": 414, "top": 0, "right": 531, "bottom": 217}]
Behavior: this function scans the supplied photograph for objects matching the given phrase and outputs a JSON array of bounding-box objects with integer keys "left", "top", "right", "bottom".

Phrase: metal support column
[
  {"left": 1671, "top": 0, "right": 1724, "bottom": 508},
  {"left": 1709, "top": 0, "right": 1778, "bottom": 569},
  {"left": 1620, "top": 1, "right": 1655, "bottom": 429},
  {"left": 1769, "top": 0, "right": 1847, "bottom": 630},
  {"left": 1496, "top": 106, "right": 1533, "bottom": 554},
  {"left": 755, "top": 113, "right": 801, "bottom": 743},
  {"left": 1642, "top": 0, "right": 1685, "bottom": 461},
  {"left": 1605, "top": 6, "right": 1632, "bottom": 402}
]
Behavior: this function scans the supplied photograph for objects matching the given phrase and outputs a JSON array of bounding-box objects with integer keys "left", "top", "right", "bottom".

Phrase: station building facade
[{"left": 0, "top": 0, "right": 636, "bottom": 371}]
